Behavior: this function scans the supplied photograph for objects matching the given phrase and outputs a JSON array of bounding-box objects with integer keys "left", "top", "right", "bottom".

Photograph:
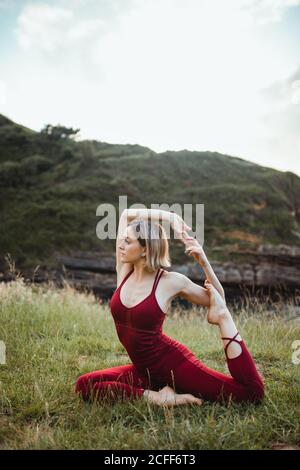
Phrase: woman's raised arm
[
  {"left": 126, "top": 208, "right": 191, "bottom": 236},
  {"left": 182, "top": 233, "right": 225, "bottom": 301}
]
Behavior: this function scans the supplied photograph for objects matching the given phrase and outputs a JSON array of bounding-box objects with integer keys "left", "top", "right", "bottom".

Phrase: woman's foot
[
  {"left": 143, "top": 385, "right": 203, "bottom": 407},
  {"left": 205, "top": 280, "right": 243, "bottom": 358},
  {"left": 205, "top": 279, "right": 230, "bottom": 325}
]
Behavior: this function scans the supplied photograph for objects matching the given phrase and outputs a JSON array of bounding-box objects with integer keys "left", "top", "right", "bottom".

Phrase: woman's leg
[
  {"left": 206, "top": 279, "right": 265, "bottom": 394},
  {"left": 169, "top": 353, "right": 264, "bottom": 404},
  {"left": 75, "top": 364, "right": 203, "bottom": 407},
  {"left": 168, "top": 282, "right": 265, "bottom": 404},
  {"left": 75, "top": 364, "right": 151, "bottom": 403}
]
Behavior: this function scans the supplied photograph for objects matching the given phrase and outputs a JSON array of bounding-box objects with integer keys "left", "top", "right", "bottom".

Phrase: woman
[{"left": 75, "top": 208, "right": 265, "bottom": 407}]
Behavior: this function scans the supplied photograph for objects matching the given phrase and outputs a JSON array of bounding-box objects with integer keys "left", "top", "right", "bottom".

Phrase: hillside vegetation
[{"left": 0, "top": 113, "right": 299, "bottom": 270}]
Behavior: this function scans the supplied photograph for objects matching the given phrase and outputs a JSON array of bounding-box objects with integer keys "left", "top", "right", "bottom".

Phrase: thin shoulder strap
[
  {"left": 152, "top": 268, "right": 164, "bottom": 294},
  {"left": 118, "top": 268, "right": 134, "bottom": 290}
]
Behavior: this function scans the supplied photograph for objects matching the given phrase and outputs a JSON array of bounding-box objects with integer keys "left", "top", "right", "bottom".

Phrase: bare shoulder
[
  {"left": 161, "top": 270, "right": 189, "bottom": 296},
  {"left": 154, "top": 270, "right": 188, "bottom": 313},
  {"left": 164, "top": 270, "right": 210, "bottom": 307}
]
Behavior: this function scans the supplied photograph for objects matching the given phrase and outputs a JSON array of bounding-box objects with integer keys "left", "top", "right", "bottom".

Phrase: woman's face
[{"left": 118, "top": 226, "right": 145, "bottom": 263}]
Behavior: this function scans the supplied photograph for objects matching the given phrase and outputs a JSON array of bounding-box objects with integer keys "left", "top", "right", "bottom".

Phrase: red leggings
[{"left": 75, "top": 336, "right": 265, "bottom": 405}]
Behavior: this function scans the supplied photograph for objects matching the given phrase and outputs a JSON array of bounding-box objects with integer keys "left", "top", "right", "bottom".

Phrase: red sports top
[{"left": 109, "top": 267, "right": 198, "bottom": 381}]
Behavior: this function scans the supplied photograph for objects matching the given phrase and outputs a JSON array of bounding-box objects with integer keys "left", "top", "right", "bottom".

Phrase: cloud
[
  {"left": 14, "top": 0, "right": 136, "bottom": 53},
  {"left": 291, "top": 80, "right": 300, "bottom": 104},
  {"left": 15, "top": 3, "right": 106, "bottom": 52},
  {"left": 249, "top": 66, "right": 300, "bottom": 174},
  {"left": 0, "top": 0, "right": 17, "bottom": 9},
  {"left": 239, "top": 0, "right": 300, "bottom": 25},
  {"left": 0, "top": 80, "right": 7, "bottom": 106}
]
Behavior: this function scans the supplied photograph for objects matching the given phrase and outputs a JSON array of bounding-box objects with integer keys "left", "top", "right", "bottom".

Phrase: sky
[{"left": 0, "top": 0, "right": 300, "bottom": 175}]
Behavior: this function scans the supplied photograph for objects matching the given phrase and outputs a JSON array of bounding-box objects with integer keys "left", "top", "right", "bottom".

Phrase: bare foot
[
  {"left": 205, "top": 280, "right": 243, "bottom": 358},
  {"left": 205, "top": 279, "right": 229, "bottom": 325},
  {"left": 143, "top": 385, "right": 203, "bottom": 407}
]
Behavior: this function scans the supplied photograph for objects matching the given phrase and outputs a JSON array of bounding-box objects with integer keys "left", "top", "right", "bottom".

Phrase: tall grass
[{"left": 0, "top": 274, "right": 299, "bottom": 450}]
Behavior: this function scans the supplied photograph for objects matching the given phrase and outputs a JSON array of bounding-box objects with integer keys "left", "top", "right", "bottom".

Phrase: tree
[{"left": 40, "top": 124, "right": 80, "bottom": 140}]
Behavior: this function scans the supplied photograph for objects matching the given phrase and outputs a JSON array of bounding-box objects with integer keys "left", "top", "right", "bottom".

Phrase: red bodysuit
[{"left": 75, "top": 268, "right": 265, "bottom": 404}]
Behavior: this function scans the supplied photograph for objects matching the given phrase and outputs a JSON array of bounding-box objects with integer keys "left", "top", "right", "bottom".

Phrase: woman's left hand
[
  {"left": 183, "top": 234, "right": 207, "bottom": 266},
  {"left": 171, "top": 214, "right": 192, "bottom": 239}
]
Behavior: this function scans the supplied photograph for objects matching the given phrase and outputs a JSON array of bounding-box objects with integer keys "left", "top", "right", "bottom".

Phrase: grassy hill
[{"left": 0, "top": 113, "right": 299, "bottom": 271}]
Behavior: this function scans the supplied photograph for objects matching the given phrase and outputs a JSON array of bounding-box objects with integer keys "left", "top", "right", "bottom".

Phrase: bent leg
[
  {"left": 222, "top": 333, "right": 265, "bottom": 396},
  {"left": 75, "top": 364, "right": 151, "bottom": 403},
  {"left": 197, "top": 279, "right": 265, "bottom": 403},
  {"left": 169, "top": 339, "right": 265, "bottom": 404},
  {"left": 215, "top": 309, "right": 265, "bottom": 401}
]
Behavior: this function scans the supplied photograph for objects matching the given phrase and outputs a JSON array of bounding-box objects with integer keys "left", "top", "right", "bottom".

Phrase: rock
[
  {"left": 55, "top": 252, "right": 116, "bottom": 272},
  {"left": 1, "top": 243, "right": 299, "bottom": 303}
]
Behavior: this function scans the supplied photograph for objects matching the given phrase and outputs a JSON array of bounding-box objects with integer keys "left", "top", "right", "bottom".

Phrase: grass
[{"left": 0, "top": 275, "right": 299, "bottom": 450}]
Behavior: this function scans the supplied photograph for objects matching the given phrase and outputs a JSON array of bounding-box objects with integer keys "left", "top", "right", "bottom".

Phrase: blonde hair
[{"left": 128, "top": 218, "right": 171, "bottom": 272}]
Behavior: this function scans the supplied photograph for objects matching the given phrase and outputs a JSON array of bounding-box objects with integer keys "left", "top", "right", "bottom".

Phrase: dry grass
[{"left": 0, "top": 272, "right": 299, "bottom": 450}]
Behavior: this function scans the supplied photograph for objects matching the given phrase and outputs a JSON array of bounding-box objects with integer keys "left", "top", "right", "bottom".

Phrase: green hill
[{"left": 0, "top": 113, "right": 299, "bottom": 271}]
